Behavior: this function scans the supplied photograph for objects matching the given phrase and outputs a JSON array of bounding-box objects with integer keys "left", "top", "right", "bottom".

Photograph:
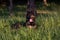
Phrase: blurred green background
[{"left": 0, "top": 0, "right": 60, "bottom": 40}]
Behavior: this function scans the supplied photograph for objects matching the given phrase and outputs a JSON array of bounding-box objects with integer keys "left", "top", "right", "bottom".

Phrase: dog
[
  {"left": 26, "top": 14, "right": 36, "bottom": 28},
  {"left": 11, "top": 22, "right": 21, "bottom": 29}
]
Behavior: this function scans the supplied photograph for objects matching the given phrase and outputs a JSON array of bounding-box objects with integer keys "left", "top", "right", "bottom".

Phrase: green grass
[{"left": 0, "top": 3, "right": 60, "bottom": 40}]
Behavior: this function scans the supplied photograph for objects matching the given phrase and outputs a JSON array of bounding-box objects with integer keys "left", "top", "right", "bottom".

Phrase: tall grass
[{"left": 0, "top": 3, "right": 60, "bottom": 40}]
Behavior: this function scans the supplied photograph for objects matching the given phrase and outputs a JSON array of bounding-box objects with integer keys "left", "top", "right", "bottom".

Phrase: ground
[{"left": 0, "top": 3, "right": 60, "bottom": 40}]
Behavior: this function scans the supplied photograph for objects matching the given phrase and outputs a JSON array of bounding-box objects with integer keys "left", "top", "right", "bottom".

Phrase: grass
[{"left": 0, "top": 3, "right": 60, "bottom": 40}]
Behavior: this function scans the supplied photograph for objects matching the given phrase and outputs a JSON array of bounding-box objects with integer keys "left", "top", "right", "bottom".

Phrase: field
[{"left": 0, "top": 3, "right": 60, "bottom": 40}]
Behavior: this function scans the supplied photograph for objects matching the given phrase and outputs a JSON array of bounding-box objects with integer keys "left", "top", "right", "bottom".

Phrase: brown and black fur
[
  {"left": 11, "top": 22, "right": 21, "bottom": 29},
  {"left": 26, "top": 0, "right": 37, "bottom": 28}
]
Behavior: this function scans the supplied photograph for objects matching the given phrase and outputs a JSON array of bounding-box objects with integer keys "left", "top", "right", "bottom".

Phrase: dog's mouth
[{"left": 29, "top": 19, "right": 33, "bottom": 22}]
